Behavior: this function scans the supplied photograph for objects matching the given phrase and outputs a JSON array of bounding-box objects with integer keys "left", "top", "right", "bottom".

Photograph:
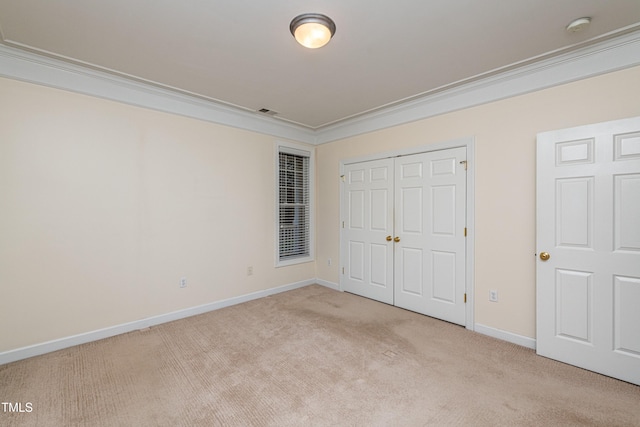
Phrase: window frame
[{"left": 275, "top": 141, "right": 315, "bottom": 267}]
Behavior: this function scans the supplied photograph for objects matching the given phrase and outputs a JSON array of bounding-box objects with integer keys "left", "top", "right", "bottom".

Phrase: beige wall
[
  {"left": 0, "top": 77, "right": 315, "bottom": 352},
  {"left": 316, "top": 65, "right": 640, "bottom": 339},
  {"left": 2, "top": 65, "right": 639, "bottom": 354}
]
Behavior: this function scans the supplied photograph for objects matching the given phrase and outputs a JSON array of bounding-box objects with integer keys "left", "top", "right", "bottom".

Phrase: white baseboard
[
  {"left": 315, "top": 279, "right": 340, "bottom": 291},
  {"left": 474, "top": 323, "right": 536, "bottom": 350},
  {"left": 1, "top": 280, "right": 538, "bottom": 365},
  {"left": 0, "top": 279, "right": 315, "bottom": 365}
]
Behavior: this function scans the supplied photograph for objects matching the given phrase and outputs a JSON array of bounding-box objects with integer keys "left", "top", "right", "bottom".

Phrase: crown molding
[
  {"left": 1, "top": 30, "right": 640, "bottom": 146},
  {"left": 315, "top": 30, "right": 640, "bottom": 144},
  {"left": 0, "top": 44, "right": 318, "bottom": 144}
]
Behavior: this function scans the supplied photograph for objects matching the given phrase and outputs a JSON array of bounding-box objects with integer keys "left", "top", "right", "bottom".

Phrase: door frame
[{"left": 339, "top": 136, "right": 476, "bottom": 330}]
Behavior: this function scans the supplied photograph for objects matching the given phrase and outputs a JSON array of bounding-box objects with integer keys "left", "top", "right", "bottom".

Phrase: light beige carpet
[{"left": 1, "top": 285, "right": 639, "bottom": 426}]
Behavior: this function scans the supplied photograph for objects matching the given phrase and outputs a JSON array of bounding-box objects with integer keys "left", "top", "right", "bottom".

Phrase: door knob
[
  {"left": 394, "top": 236, "right": 400, "bottom": 242},
  {"left": 539, "top": 252, "right": 550, "bottom": 261},
  {"left": 386, "top": 235, "right": 392, "bottom": 241}
]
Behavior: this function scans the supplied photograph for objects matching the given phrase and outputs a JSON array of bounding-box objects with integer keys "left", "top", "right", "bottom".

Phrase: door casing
[{"left": 339, "top": 137, "right": 475, "bottom": 330}]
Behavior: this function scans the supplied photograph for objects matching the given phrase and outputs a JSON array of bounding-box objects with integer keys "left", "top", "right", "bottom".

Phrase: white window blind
[{"left": 278, "top": 151, "right": 310, "bottom": 261}]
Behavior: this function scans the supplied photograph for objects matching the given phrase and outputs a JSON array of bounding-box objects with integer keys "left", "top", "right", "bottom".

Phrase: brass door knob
[
  {"left": 539, "top": 252, "right": 550, "bottom": 261},
  {"left": 386, "top": 235, "right": 392, "bottom": 241},
  {"left": 394, "top": 236, "right": 400, "bottom": 242}
]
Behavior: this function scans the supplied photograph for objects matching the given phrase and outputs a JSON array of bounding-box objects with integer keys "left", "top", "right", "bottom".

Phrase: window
[{"left": 276, "top": 143, "right": 314, "bottom": 266}]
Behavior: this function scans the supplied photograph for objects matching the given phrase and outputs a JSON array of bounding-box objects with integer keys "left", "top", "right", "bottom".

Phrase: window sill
[{"left": 276, "top": 256, "right": 314, "bottom": 268}]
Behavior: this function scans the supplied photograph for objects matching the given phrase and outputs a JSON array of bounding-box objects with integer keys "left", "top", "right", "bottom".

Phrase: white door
[
  {"left": 394, "top": 148, "right": 467, "bottom": 325},
  {"left": 536, "top": 116, "right": 640, "bottom": 386},
  {"left": 342, "top": 158, "right": 394, "bottom": 304},
  {"left": 342, "top": 147, "right": 467, "bottom": 326}
]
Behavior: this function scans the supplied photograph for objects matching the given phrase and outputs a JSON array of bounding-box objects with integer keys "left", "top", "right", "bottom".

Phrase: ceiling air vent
[{"left": 258, "top": 108, "right": 278, "bottom": 116}]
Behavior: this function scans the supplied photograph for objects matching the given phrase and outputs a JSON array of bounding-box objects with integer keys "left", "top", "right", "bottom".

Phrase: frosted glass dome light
[{"left": 290, "top": 13, "right": 336, "bottom": 49}]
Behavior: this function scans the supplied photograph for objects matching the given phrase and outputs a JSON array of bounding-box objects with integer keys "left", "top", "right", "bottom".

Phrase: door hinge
[
  {"left": 464, "top": 293, "right": 467, "bottom": 303},
  {"left": 340, "top": 174, "right": 345, "bottom": 182},
  {"left": 342, "top": 267, "right": 345, "bottom": 274},
  {"left": 342, "top": 221, "right": 345, "bottom": 228},
  {"left": 460, "top": 160, "right": 468, "bottom": 170},
  {"left": 464, "top": 227, "right": 467, "bottom": 237}
]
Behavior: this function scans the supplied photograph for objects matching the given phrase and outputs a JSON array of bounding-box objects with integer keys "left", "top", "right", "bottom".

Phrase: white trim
[
  {"left": 0, "top": 44, "right": 317, "bottom": 145},
  {"left": 315, "top": 30, "right": 640, "bottom": 144},
  {"left": 0, "top": 279, "right": 315, "bottom": 365},
  {"left": 465, "top": 141, "right": 476, "bottom": 331},
  {"left": 341, "top": 137, "right": 473, "bottom": 166},
  {"left": 315, "top": 279, "right": 340, "bottom": 291},
  {"left": 475, "top": 323, "right": 536, "bottom": 350},
  {"left": 274, "top": 141, "right": 316, "bottom": 267},
  {"left": 0, "top": 278, "right": 536, "bottom": 365},
  {"left": 1, "top": 32, "right": 640, "bottom": 145},
  {"left": 339, "top": 137, "right": 475, "bottom": 330}
]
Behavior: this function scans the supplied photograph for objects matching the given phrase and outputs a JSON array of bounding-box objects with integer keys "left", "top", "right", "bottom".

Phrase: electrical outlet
[
  {"left": 180, "top": 277, "right": 187, "bottom": 288},
  {"left": 247, "top": 266, "right": 253, "bottom": 276},
  {"left": 489, "top": 290, "right": 498, "bottom": 302}
]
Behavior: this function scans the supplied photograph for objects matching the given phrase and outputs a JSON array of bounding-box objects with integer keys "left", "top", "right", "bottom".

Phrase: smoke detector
[{"left": 566, "top": 17, "right": 591, "bottom": 33}]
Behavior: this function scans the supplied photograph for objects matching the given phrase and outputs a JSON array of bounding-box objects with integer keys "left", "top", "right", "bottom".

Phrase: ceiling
[{"left": 1, "top": 1, "right": 639, "bottom": 130}]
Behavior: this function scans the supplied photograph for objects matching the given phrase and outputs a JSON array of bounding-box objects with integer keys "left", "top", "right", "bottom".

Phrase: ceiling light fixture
[{"left": 290, "top": 13, "right": 336, "bottom": 49}]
